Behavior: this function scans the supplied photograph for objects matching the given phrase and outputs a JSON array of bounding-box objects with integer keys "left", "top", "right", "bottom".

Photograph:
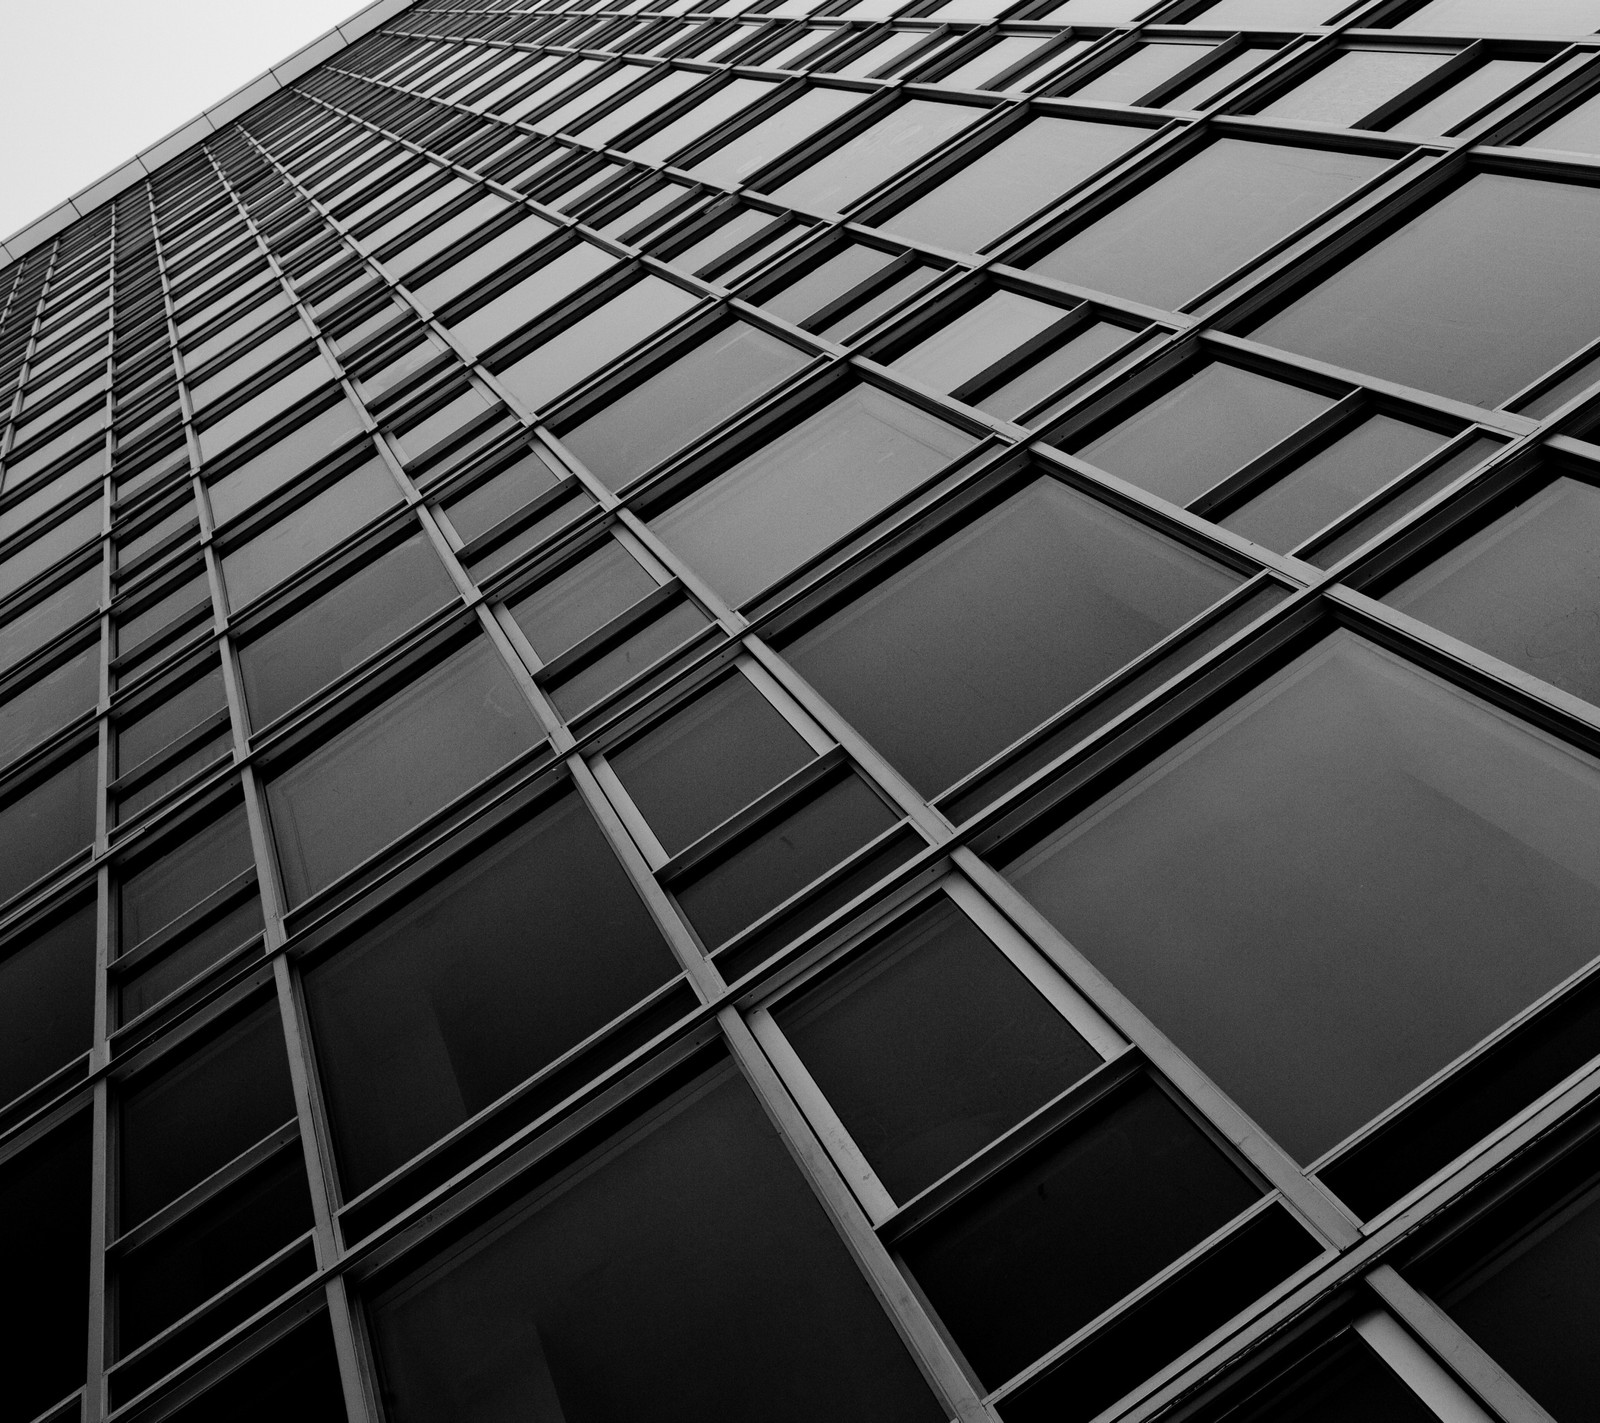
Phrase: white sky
[{"left": 0, "top": 0, "right": 372, "bottom": 238}]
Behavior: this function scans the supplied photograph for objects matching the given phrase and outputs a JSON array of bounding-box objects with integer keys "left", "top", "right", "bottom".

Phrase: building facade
[{"left": 4, "top": 0, "right": 1600, "bottom": 1418}]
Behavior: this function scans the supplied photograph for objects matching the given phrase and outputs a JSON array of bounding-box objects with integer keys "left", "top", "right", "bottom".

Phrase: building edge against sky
[{"left": 8, "top": 0, "right": 1600, "bottom": 1421}]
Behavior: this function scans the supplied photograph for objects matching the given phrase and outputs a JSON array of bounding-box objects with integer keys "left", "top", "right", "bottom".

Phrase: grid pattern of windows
[{"left": 6, "top": 1, "right": 1600, "bottom": 1421}]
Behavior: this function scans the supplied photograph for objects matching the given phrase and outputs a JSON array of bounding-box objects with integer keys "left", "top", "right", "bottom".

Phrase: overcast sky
[{"left": 0, "top": 0, "right": 368, "bottom": 238}]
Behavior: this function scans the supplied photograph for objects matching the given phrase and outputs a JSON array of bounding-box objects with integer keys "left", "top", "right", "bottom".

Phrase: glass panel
[
  {"left": 1257, "top": 49, "right": 1451, "bottom": 127},
  {"left": 687, "top": 86, "right": 870, "bottom": 187},
  {"left": 448, "top": 241, "right": 616, "bottom": 356},
  {"left": 1163, "top": 47, "right": 1278, "bottom": 109},
  {"left": 0, "top": 571, "right": 97, "bottom": 670},
  {"left": 1007, "top": 632, "right": 1600, "bottom": 1163},
  {"left": 611, "top": 674, "right": 814, "bottom": 852},
  {"left": 1041, "top": 0, "right": 1153, "bottom": 18},
  {"left": 652, "top": 385, "right": 975, "bottom": 606},
  {"left": 509, "top": 540, "right": 657, "bottom": 662},
  {"left": 240, "top": 534, "right": 459, "bottom": 728},
  {"left": 1075, "top": 363, "right": 1334, "bottom": 507},
  {"left": 1033, "top": 139, "right": 1389, "bottom": 310},
  {"left": 0, "top": 643, "right": 99, "bottom": 769},
  {"left": 266, "top": 641, "right": 542, "bottom": 903},
  {"left": 440, "top": 449, "right": 562, "bottom": 543},
  {"left": 901, "top": 1077, "right": 1260, "bottom": 1386},
  {"left": 976, "top": 321, "right": 1140, "bottom": 421},
  {"left": 626, "top": 77, "right": 779, "bottom": 165},
  {"left": 1385, "top": 475, "right": 1600, "bottom": 708},
  {"left": 0, "top": 500, "right": 100, "bottom": 601},
  {"left": 545, "top": 599, "right": 712, "bottom": 718},
  {"left": 197, "top": 359, "right": 335, "bottom": 461},
  {"left": 786, "top": 475, "right": 1239, "bottom": 794},
  {"left": 1251, "top": 173, "right": 1600, "bottom": 407},
  {"left": 776, "top": 896, "right": 1098, "bottom": 1198},
  {"left": 118, "top": 666, "right": 225, "bottom": 772},
  {"left": 1392, "top": 59, "right": 1541, "bottom": 136},
  {"left": 1525, "top": 88, "right": 1600, "bottom": 151},
  {"left": 305, "top": 792, "right": 679, "bottom": 1193},
  {"left": 206, "top": 399, "right": 366, "bottom": 526},
  {"left": 1071, "top": 43, "right": 1215, "bottom": 104},
  {"left": 0, "top": 750, "right": 96, "bottom": 905},
  {"left": 891, "top": 291, "right": 1064, "bottom": 392},
  {"left": 883, "top": 117, "right": 1145, "bottom": 256},
  {"left": 1188, "top": 0, "right": 1344, "bottom": 20},
  {"left": 756, "top": 244, "right": 899, "bottom": 324},
  {"left": 561, "top": 323, "right": 811, "bottom": 490},
  {"left": 370, "top": 1062, "right": 944, "bottom": 1423},
  {"left": 0, "top": 904, "right": 95, "bottom": 1105},
  {"left": 1221, "top": 414, "right": 1451, "bottom": 551},
  {"left": 934, "top": 37, "right": 1050, "bottom": 90},
  {"left": 1393, "top": 0, "right": 1600, "bottom": 36},
  {"left": 163, "top": 1318, "right": 347, "bottom": 1423},
  {"left": 120, "top": 899, "right": 264, "bottom": 1021},
  {"left": 1224, "top": 1341, "right": 1439, "bottom": 1423}
]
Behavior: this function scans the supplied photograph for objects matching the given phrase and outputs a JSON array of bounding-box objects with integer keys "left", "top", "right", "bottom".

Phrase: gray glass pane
[
  {"left": 1257, "top": 50, "right": 1450, "bottom": 128},
  {"left": 610, "top": 674, "right": 814, "bottom": 853},
  {"left": 651, "top": 385, "right": 974, "bottom": 606},
  {"left": 1251, "top": 173, "right": 1600, "bottom": 407},
  {"left": 627, "top": 77, "right": 778, "bottom": 165},
  {"left": 0, "top": 750, "right": 96, "bottom": 905},
  {"left": 1221, "top": 414, "right": 1450, "bottom": 551},
  {"left": 1188, "top": 0, "right": 1343, "bottom": 20},
  {"left": 448, "top": 241, "right": 617, "bottom": 356},
  {"left": 1032, "top": 139, "right": 1388, "bottom": 309},
  {"left": 240, "top": 534, "right": 459, "bottom": 727},
  {"left": 1386, "top": 476, "right": 1600, "bottom": 708},
  {"left": 0, "top": 643, "right": 98, "bottom": 769},
  {"left": 1162, "top": 47, "right": 1278, "bottom": 109},
  {"left": 1229, "top": 1343, "right": 1439, "bottom": 1423},
  {"left": 785, "top": 475, "right": 1239, "bottom": 794},
  {"left": 1392, "top": 59, "right": 1541, "bottom": 137},
  {"left": 817, "top": 265, "right": 943, "bottom": 342},
  {"left": 267, "top": 641, "right": 541, "bottom": 903},
  {"left": 891, "top": 292, "right": 1063, "bottom": 392},
  {"left": 1070, "top": 43, "right": 1214, "bottom": 104},
  {"left": 1007, "top": 632, "right": 1600, "bottom": 1162},
  {"left": 1075, "top": 363, "right": 1334, "bottom": 507},
  {"left": 776, "top": 897, "right": 1098, "bottom": 1199},
  {"left": 0, "top": 904, "right": 95, "bottom": 1106},
  {"left": 1393, "top": 0, "right": 1600, "bottom": 35},
  {"left": 1525, "top": 90, "right": 1600, "bottom": 152},
  {"left": 119, "top": 807, "right": 254, "bottom": 949},
  {"left": 547, "top": 599, "right": 711, "bottom": 717},
  {"left": 883, "top": 117, "right": 1146, "bottom": 254},
  {"left": 766, "top": 100, "right": 984, "bottom": 212},
  {"left": 440, "top": 450, "right": 562, "bottom": 544},
  {"left": 305, "top": 793, "right": 679, "bottom": 1192},
  {"left": 371, "top": 1063, "right": 944, "bottom": 1423},
  {"left": 509, "top": 540, "right": 657, "bottom": 663},
  {"left": 688, "top": 87, "right": 868, "bottom": 187},
  {"left": 935, "top": 36, "right": 1050, "bottom": 90},
  {"left": 206, "top": 399, "right": 366, "bottom": 525},
  {"left": 561, "top": 323, "right": 810, "bottom": 490},
  {"left": 975, "top": 321, "right": 1138, "bottom": 421}
]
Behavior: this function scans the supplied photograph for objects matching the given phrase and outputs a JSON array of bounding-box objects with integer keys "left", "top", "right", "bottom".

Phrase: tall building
[{"left": 7, "top": 0, "right": 1600, "bottom": 1418}]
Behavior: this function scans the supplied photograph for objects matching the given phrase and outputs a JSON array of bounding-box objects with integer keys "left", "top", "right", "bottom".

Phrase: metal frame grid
[{"left": 5, "top": 0, "right": 1600, "bottom": 1420}]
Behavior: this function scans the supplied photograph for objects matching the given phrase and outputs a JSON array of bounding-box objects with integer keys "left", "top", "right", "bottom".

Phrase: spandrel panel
[
  {"left": 610, "top": 673, "right": 815, "bottom": 853},
  {"left": 1385, "top": 476, "right": 1600, "bottom": 709},
  {"left": 880, "top": 116, "right": 1146, "bottom": 255},
  {"left": 266, "top": 640, "right": 541, "bottom": 903},
  {"left": 0, "top": 903, "right": 95, "bottom": 1106},
  {"left": 372, "top": 1061, "right": 945, "bottom": 1423},
  {"left": 1032, "top": 139, "right": 1389, "bottom": 310},
  {"left": 901, "top": 1077, "right": 1260, "bottom": 1387},
  {"left": 1006, "top": 632, "right": 1600, "bottom": 1163},
  {"left": 651, "top": 384, "right": 975, "bottom": 606},
  {"left": 239, "top": 533, "right": 459, "bottom": 728},
  {"left": 560, "top": 322, "right": 811, "bottom": 490},
  {"left": 785, "top": 475, "right": 1240, "bottom": 794},
  {"left": 304, "top": 792, "right": 680, "bottom": 1193},
  {"left": 1074, "top": 363, "right": 1335, "bottom": 507},
  {"left": 1392, "top": 0, "right": 1600, "bottom": 35},
  {"left": 889, "top": 290, "right": 1065, "bottom": 393},
  {"left": 776, "top": 896, "right": 1100, "bottom": 1199},
  {"left": 1250, "top": 174, "right": 1600, "bottom": 407}
]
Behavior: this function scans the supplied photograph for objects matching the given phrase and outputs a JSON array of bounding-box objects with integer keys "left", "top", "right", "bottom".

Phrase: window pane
[
  {"left": 1032, "top": 139, "right": 1388, "bottom": 310},
  {"left": 119, "top": 805, "right": 254, "bottom": 948},
  {"left": 164, "top": 1317, "right": 348, "bottom": 1423},
  {"left": 1225, "top": 1341, "right": 1439, "bottom": 1423},
  {"left": 1188, "top": 0, "right": 1344, "bottom": 20},
  {"left": 561, "top": 323, "right": 810, "bottom": 490},
  {"left": 786, "top": 475, "right": 1239, "bottom": 794},
  {"left": 1070, "top": 43, "right": 1214, "bottom": 104},
  {"left": 687, "top": 86, "right": 869, "bottom": 187},
  {"left": 440, "top": 449, "right": 562, "bottom": 543},
  {"left": 0, "top": 643, "right": 99, "bottom": 769},
  {"left": 509, "top": 540, "right": 657, "bottom": 662},
  {"left": 626, "top": 77, "right": 778, "bottom": 165},
  {"left": 1251, "top": 174, "right": 1600, "bottom": 406},
  {"left": 1257, "top": 50, "right": 1451, "bottom": 128},
  {"left": 1075, "top": 363, "right": 1334, "bottom": 507},
  {"left": 882, "top": 116, "right": 1145, "bottom": 255},
  {"left": 756, "top": 244, "right": 897, "bottom": 324},
  {"left": 976, "top": 321, "right": 1140, "bottom": 421},
  {"left": 267, "top": 641, "right": 541, "bottom": 903},
  {"left": 1393, "top": 59, "right": 1541, "bottom": 137},
  {"left": 206, "top": 399, "right": 366, "bottom": 525},
  {"left": 902, "top": 1077, "right": 1259, "bottom": 1386},
  {"left": 1525, "top": 89, "right": 1600, "bottom": 152},
  {"left": 305, "top": 791, "right": 679, "bottom": 1192},
  {"left": 371, "top": 1062, "right": 944, "bottom": 1423},
  {"left": 651, "top": 385, "right": 975, "bottom": 606},
  {"left": 611, "top": 674, "right": 814, "bottom": 853},
  {"left": 891, "top": 291, "right": 1064, "bottom": 393},
  {"left": 0, "top": 566, "right": 99, "bottom": 670},
  {"left": 1385, "top": 475, "right": 1600, "bottom": 708},
  {"left": 240, "top": 534, "right": 459, "bottom": 728},
  {"left": 1007, "top": 632, "right": 1600, "bottom": 1162},
  {"left": 0, "top": 904, "right": 95, "bottom": 1106},
  {"left": 1393, "top": 0, "right": 1600, "bottom": 35},
  {"left": 546, "top": 599, "right": 713, "bottom": 718},
  {"left": 448, "top": 241, "right": 616, "bottom": 356},
  {"left": 0, "top": 750, "right": 96, "bottom": 905},
  {"left": 1221, "top": 414, "right": 1451, "bottom": 551},
  {"left": 777, "top": 897, "right": 1099, "bottom": 1198}
]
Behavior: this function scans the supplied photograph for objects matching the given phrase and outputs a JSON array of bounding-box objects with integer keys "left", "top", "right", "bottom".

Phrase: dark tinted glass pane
[
  {"left": 509, "top": 540, "right": 657, "bottom": 662},
  {"left": 651, "top": 385, "right": 974, "bottom": 606},
  {"left": 120, "top": 1005, "right": 297, "bottom": 1226},
  {"left": 546, "top": 599, "right": 712, "bottom": 718},
  {"left": 1032, "top": 140, "right": 1387, "bottom": 309},
  {"left": 119, "top": 806, "right": 254, "bottom": 948},
  {"left": 371, "top": 1062, "right": 944, "bottom": 1423},
  {"left": 766, "top": 100, "right": 983, "bottom": 212},
  {"left": 1385, "top": 476, "right": 1600, "bottom": 708},
  {"left": 240, "top": 534, "right": 458, "bottom": 728},
  {"left": 1221, "top": 1341, "right": 1438, "bottom": 1423},
  {"left": 561, "top": 323, "right": 810, "bottom": 490},
  {"left": 818, "top": 265, "right": 944, "bottom": 342},
  {"left": 1221, "top": 414, "right": 1451, "bottom": 551},
  {"left": 1008, "top": 632, "right": 1600, "bottom": 1163},
  {"left": 118, "top": 666, "right": 226, "bottom": 771},
  {"left": 676, "top": 774, "right": 898, "bottom": 947},
  {"left": 121, "top": 897, "right": 264, "bottom": 1020},
  {"left": 0, "top": 903, "right": 95, "bottom": 1104},
  {"left": 1252, "top": 174, "right": 1600, "bottom": 406},
  {"left": 1075, "top": 363, "right": 1333, "bottom": 507},
  {"left": 902, "top": 1079, "right": 1259, "bottom": 1386},
  {"left": 756, "top": 244, "right": 897, "bottom": 325},
  {"left": 890, "top": 291, "right": 1062, "bottom": 393},
  {"left": 0, "top": 643, "right": 98, "bottom": 769},
  {"left": 0, "top": 749, "right": 96, "bottom": 905},
  {"left": 610, "top": 674, "right": 814, "bottom": 853},
  {"left": 267, "top": 640, "right": 541, "bottom": 903},
  {"left": 0, "top": 1117, "right": 90, "bottom": 1423},
  {"left": 222, "top": 459, "right": 403, "bottom": 609},
  {"left": 777, "top": 897, "right": 1098, "bottom": 1199},
  {"left": 786, "top": 476, "right": 1239, "bottom": 794},
  {"left": 1191, "top": 0, "right": 1342, "bottom": 19},
  {"left": 165, "top": 1318, "right": 348, "bottom": 1423},
  {"left": 305, "top": 792, "right": 679, "bottom": 1193}
]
